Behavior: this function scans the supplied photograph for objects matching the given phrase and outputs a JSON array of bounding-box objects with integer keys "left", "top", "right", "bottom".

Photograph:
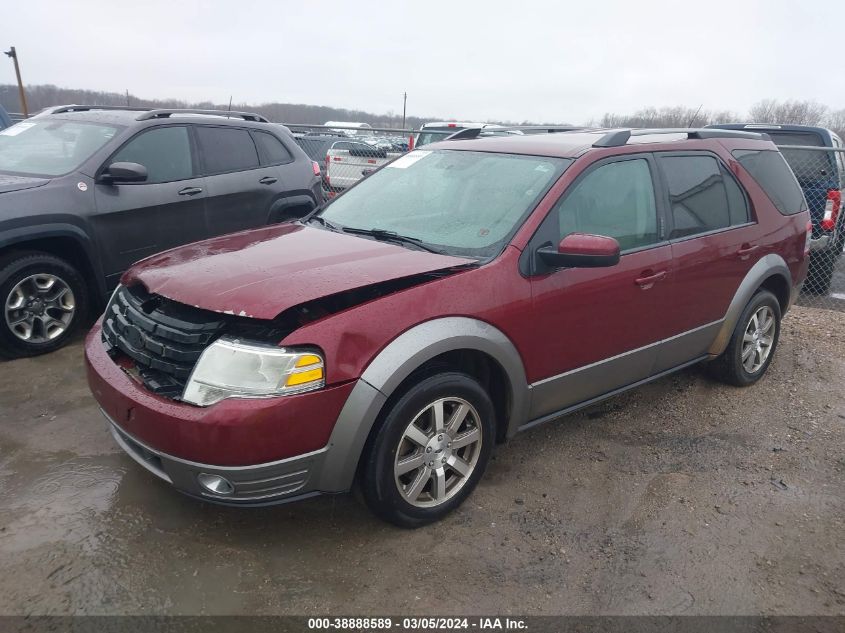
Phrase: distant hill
[{"left": 0, "top": 84, "right": 443, "bottom": 129}]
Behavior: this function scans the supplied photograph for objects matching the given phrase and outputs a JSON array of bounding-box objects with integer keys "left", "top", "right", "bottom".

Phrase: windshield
[
  {"left": 0, "top": 119, "right": 120, "bottom": 177},
  {"left": 319, "top": 149, "right": 570, "bottom": 258}
]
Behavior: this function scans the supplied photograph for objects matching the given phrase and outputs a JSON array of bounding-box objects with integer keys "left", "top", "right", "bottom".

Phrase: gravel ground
[{"left": 0, "top": 305, "right": 843, "bottom": 616}]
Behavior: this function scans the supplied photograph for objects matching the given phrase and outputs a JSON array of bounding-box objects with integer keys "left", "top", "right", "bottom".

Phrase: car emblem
[
  {"left": 77, "top": 182, "right": 88, "bottom": 192},
  {"left": 122, "top": 324, "right": 144, "bottom": 348}
]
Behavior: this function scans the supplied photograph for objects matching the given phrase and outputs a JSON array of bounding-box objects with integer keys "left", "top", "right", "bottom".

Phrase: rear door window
[
  {"left": 252, "top": 131, "right": 292, "bottom": 165},
  {"left": 657, "top": 154, "right": 749, "bottom": 238},
  {"left": 732, "top": 149, "right": 808, "bottom": 215},
  {"left": 110, "top": 126, "right": 193, "bottom": 184},
  {"left": 195, "top": 126, "right": 260, "bottom": 175}
]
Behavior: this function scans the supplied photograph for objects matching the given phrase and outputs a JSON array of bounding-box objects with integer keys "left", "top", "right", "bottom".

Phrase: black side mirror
[
  {"left": 100, "top": 162, "right": 148, "bottom": 184},
  {"left": 538, "top": 233, "right": 621, "bottom": 269}
]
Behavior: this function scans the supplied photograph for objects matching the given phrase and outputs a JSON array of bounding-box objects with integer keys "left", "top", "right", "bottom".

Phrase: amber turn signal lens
[{"left": 285, "top": 367, "right": 324, "bottom": 387}]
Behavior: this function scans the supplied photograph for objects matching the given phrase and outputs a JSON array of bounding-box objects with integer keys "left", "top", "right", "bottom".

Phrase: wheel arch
[
  {"left": 314, "top": 317, "right": 530, "bottom": 493},
  {"left": 0, "top": 225, "right": 106, "bottom": 303},
  {"left": 267, "top": 193, "right": 317, "bottom": 223},
  {"left": 708, "top": 254, "right": 792, "bottom": 357}
]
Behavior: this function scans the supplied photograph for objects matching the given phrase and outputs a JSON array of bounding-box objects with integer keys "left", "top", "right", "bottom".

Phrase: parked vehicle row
[
  {"left": 84, "top": 126, "right": 809, "bottom": 526},
  {"left": 0, "top": 105, "right": 323, "bottom": 358}
]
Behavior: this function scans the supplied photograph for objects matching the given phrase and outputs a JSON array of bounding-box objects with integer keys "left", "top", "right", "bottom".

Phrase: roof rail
[
  {"left": 50, "top": 105, "right": 152, "bottom": 114},
  {"left": 592, "top": 128, "right": 770, "bottom": 148},
  {"left": 444, "top": 125, "right": 586, "bottom": 141},
  {"left": 136, "top": 109, "right": 270, "bottom": 123}
]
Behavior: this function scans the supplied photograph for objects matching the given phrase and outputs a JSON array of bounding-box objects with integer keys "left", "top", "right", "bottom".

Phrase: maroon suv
[{"left": 85, "top": 128, "right": 810, "bottom": 527}]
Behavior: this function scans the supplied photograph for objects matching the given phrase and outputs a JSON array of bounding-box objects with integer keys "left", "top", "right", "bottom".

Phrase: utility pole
[
  {"left": 4, "top": 46, "right": 28, "bottom": 117},
  {"left": 402, "top": 92, "right": 407, "bottom": 129}
]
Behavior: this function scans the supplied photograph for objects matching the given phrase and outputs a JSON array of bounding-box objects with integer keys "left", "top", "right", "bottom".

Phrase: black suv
[{"left": 0, "top": 106, "right": 322, "bottom": 358}]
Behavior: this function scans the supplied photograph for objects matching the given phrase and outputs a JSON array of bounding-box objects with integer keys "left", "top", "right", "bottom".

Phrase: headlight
[{"left": 182, "top": 337, "right": 325, "bottom": 407}]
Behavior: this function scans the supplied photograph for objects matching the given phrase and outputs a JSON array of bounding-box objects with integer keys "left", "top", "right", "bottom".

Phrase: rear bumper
[
  {"left": 105, "top": 409, "right": 327, "bottom": 505},
  {"left": 809, "top": 234, "right": 832, "bottom": 252}
]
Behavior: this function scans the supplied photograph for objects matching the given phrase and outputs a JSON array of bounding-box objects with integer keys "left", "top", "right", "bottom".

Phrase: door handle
[
  {"left": 737, "top": 243, "right": 759, "bottom": 259},
  {"left": 177, "top": 186, "right": 203, "bottom": 196},
  {"left": 259, "top": 176, "right": 278, "bottom": 185},
  {"left": 634, "top": 270, "right": 667, "bottom": 289}
]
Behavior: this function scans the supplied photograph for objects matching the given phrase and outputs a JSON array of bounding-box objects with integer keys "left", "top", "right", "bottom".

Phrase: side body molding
[
  {"left": 315, "top": 317, "right": 530, "bottom": 493},
  {"left": 707, "top": 253, "right": 792, "bottom": 357}
]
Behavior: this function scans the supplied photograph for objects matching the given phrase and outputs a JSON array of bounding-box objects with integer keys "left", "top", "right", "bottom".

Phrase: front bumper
[
  {"left": 105, "top": 409, "right": 327, "bottom": 504},
  {"left": 85, "top": 320, "right": 365, "bottom": 505}
]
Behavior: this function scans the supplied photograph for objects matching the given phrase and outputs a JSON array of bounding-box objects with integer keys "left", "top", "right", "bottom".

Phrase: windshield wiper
[
  {"left": 306, "top": 215, "right": 343, "bottom": 232},
  {"left": 341, "top": 227, "right": 445, "bottom": 254}
]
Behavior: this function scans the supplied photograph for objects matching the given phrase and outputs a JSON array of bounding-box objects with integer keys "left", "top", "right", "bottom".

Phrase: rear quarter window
[
  {"left": 732, "top": 149, "right": 808, "bottom": 215},
  {"left": 252, "top": 131, "right": 292, "bottom": 165}
]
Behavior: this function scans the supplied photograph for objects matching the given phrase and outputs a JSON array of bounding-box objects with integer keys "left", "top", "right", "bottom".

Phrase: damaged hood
[{"left": 123, "top": 223, "right": 473, "bottom": 320}]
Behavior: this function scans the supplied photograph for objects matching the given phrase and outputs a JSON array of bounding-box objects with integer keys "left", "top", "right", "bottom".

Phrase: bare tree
[
  {"left": 824, "top": 108, "right": 845, "bottom": 139},
  {"left": 598, "top": 106, "right": 741, "bottom": 128},
  {"left": 749, "top": 99, "right": 827, "bottom": 125}
]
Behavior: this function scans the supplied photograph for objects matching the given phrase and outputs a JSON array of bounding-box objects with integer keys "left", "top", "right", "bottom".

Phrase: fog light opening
[{"left": 197, "top": 473, "right": 234, "bottom": 495}]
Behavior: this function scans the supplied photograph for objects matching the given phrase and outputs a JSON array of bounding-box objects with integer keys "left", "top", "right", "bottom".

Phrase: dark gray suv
[{"left": 0, "top": 106, "right": 322, "bottom": 358}]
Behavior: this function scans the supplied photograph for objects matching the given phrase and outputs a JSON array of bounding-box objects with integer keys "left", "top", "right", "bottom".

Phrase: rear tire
[
  {"left": 0, "top": 252, "right": 88, "bottom": 359},
  {"left": 707, "top": 289, "right": 781, "bottom": 387},
  {"left": 360, "top": 372, "right": 495, "bottom": 528}
]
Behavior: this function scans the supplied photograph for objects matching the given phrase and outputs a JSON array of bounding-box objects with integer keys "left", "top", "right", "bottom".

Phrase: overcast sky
[{"left": 6, "top": 0, "right": 843, "bottom": 123}]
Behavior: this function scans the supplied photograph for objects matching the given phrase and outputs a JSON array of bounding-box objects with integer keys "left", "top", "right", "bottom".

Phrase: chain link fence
[
  {"left": 287, "top": 124, "right": 415, "bottom": 199},
  {"left": 778, "top": 146, "right": 845, "bottom": 312}
]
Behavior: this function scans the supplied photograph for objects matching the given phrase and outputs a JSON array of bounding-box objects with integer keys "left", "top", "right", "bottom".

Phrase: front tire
[
  {"left": 707, "top": 289, "right": 781, "bottom": 387},
  {"left": 0, "top": 252, "right": 88, "bottom": 359},
  {"left": 360, "top": 372, "right": 495, "bottom": 528}
]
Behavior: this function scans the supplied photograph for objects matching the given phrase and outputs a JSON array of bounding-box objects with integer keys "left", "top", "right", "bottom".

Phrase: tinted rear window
[
  {"left": 416, "top": 131, "right": 455, "bottom": 146},
  {"left": 766, "top": 131, "right": 825, "bottom": 147},
  {"left": 732, "top": 149, "right": 808, "bottom": 215},
  {"left": 195, "top": 126, "right": 259, "bottom": 174}
]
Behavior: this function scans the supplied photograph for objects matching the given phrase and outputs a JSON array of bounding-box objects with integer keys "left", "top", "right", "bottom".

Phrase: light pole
[
  {"left": 4, "top": 46, "right": 28, "bottom": 117},
  {"left": 402, "top": 92, "right": 407, "bottom": 129}
]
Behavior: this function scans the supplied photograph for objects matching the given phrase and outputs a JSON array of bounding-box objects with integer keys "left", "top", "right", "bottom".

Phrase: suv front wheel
[
  {"left": 707, "top": 289, "right": 781, "bottom": 387},
  {"left": 0, "top": 252, "right": 88, "bottom": 359},
  {"left": 360, "top": 372, "right": 495, "bottom": 528}
]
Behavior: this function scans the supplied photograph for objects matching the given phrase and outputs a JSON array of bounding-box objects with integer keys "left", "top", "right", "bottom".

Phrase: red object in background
[{"left": 821, "top": 189, "right": 841, "bottom": 231}]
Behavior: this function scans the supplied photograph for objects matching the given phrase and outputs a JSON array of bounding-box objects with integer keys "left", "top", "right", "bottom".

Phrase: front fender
[{"left": 315, "top": 317, "right": 529, "bottom": 493}]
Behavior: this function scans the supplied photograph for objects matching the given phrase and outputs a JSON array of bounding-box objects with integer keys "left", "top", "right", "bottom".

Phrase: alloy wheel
[
  {"left": 741, "top": 305, "right": 775, "bottom": 374},
  {"left": 393, "top": 397, "right": 483, "bottom": 508},
  {"left": 5, "top": 274, "right": 76, "bottom": 343}
]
